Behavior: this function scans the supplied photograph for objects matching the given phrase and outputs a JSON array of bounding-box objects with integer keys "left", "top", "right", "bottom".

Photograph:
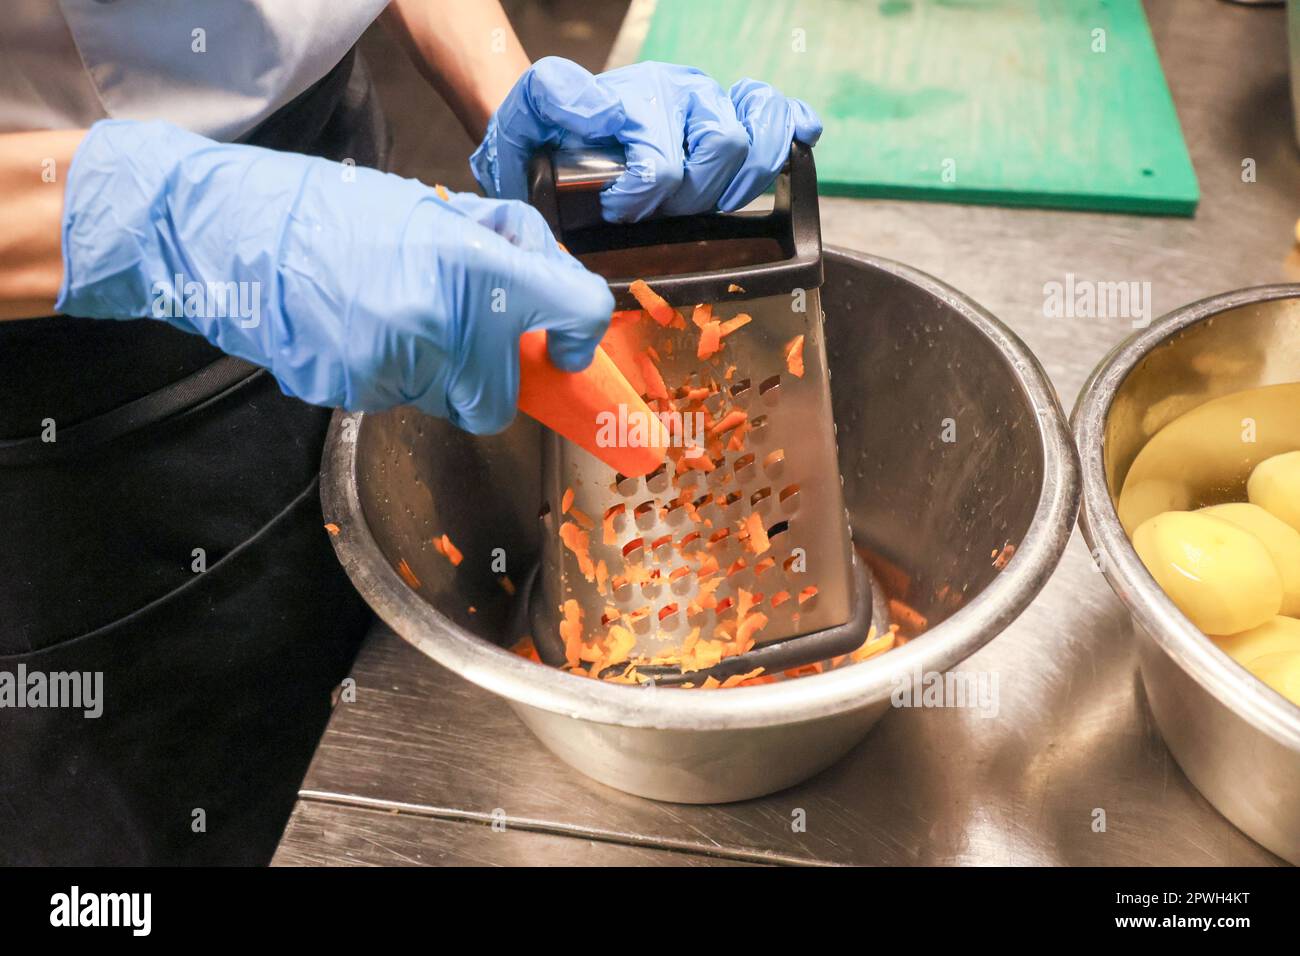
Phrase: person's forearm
[
  {"left": 384, "top": 0, "right": 531, "bottom": 142},
  {"left": 0, "top": 130, "right": 84, "bottom": 320}
]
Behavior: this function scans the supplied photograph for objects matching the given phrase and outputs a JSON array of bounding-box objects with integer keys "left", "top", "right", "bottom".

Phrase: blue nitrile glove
[
  {"left": 57, "top": 119, "right": 614, "bottom": 435},
  {"left": 470, "top": 57, "right": 823, "bottom": 223}
]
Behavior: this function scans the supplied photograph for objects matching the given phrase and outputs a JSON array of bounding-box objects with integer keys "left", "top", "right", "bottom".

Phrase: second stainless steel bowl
[{"left": 1074, "top": 285, "right": 1300, "bottom": 864}]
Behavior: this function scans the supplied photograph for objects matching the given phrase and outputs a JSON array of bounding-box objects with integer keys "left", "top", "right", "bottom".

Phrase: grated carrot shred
[
  {"left": 629, "top": 279, "right": 677, "bottom": 327},
  {"left": 697, "top": 320, "right": 723, "bottom": 360},
  {"left": 784, "top": 335, "right": 805, "bottom": 378}
]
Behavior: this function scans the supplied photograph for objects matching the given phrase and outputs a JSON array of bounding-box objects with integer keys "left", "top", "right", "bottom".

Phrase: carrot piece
[
  {"left": 691, "top": 303, "right": 714, "bottom": 329},
  {"left": 736, "top": 612, "right": 768, "bottom": 647},
  {"left": 518, "top": 331, "right": 667, "bottom": 478},
  {"left": 697, "top": 320, "right": 723, "bottom": 360},
  {"left": 559, "top": 521, "right": 595, "bottom": 580},
  {"left": 559, "top": 600, "right": 584, "bottom": 668},
  {"left": 850, "top": 625, "right": 897, "bottom": 663},
  {"left": 887, "top": 598, "right": 929, "bottom": 634},
  {"left": 323, "top": 522, "right": 340, "bottom": 536},
  {"left": 629, "top": 279, "right": 678, "bottom": 327},
  {"left": 396, "top": 559, "right": 421, "bottom": 590},
  {"left": 602, "top": 505, "right": 622, "bottom": 546},
  {"left": 719, "top": 313, "right": 752, "bottom": 337},
  {"left": 432, "top": 533, "right": 463, "bottom": 566},
  {"left": 797, "top": 585, "right": 819, "bottom": 604},
  {"left": 610, "top": 309, "right": 643, "bottom": 325},
  {"left": 708, "top": 409, "right": 747, "bottom": 436},
  {"left": 784, "top": 335, "right": 805, "bottom": 378},
  {"left": 512, "top": 635, "right": 541, "bottom": 662},
  {"left": 743, "top": 512, "right": 770, "bottom": 555},
  {"left": 499, "top": 575, "right": 516, "bottom": 595},
  {"left": 727, "top": 283, "right": 745, "bottom": 293},
  {"left": 561, "top": 488, "right": 575, "bottom": 514},
  {"left": 637, "top": 350, "right": 669, "bottom": 401},
  {"left": 569, "top": 507, "right": 594, "bottom": 531},
  {"left": 434, "top": 183, "right": 450, "bottom": 202}
]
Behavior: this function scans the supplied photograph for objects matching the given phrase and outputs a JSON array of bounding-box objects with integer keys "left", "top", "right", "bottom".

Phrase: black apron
[{"left": 0, "top": 49, "right": 384, "bottom": 865}]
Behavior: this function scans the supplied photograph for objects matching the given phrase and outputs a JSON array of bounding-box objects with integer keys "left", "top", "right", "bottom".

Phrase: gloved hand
[
  {"left": 471, "top": 58, "right": 823, "bottom": 223},
  {"left": 57, "top": 119, "right": 614, "bottom": 434}
]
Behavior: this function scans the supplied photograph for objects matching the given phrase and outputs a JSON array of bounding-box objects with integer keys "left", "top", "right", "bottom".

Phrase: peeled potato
[
  {"left": 1200, "top": 503, "right": 1300, "bottom": 616},
  {"left": 1245, "top": 652, "right": 1300, "bottom": 706},
  {"left": 1248, "top": 451, "right": 1300, "bottom": 533},
  {"left": 1117, "top": 477, "right": 1193, "bottom": 537},
  {"left": 1214, "top": 615, "right": 1300, "bottom": 667},
  {"left": 1132, "top": 511, "right": 1283, "bottom": 635}
]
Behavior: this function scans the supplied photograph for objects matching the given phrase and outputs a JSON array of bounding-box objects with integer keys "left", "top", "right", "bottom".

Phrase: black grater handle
[{"left": 526, "top": 141, "right": 823, "bottom": 309}]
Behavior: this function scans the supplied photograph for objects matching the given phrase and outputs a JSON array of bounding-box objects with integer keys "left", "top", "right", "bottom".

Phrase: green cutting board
[{"left": 637, "top": 0, "right": 1199, "bottom": 215}]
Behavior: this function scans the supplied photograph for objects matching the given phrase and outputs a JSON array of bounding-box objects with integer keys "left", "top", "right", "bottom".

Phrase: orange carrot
[
  {"left": 629, "top": 279, "right": 678, "bottom": 327},
  {"left": 596, "top": 321, "right": 647, "bottom": 395},
  {"left": 518, "top": 331, "right": 667, "bottom": 478},
  {"left": 561, "top": 487, "right": 575, "bottom": 514},
  {"left": 323, "top": 522, "right": 340, "bottom": 536},
  {"left": 637, "top": 350, "right": 669, "bottom": 401},
  {"left": 691, "top": 303, "right": 714, "bottom": 329}
]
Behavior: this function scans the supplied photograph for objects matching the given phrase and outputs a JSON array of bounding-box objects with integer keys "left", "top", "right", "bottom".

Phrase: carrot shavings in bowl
[
  {"left": 721, "top": 667, "right": 766, "bottom": 688},
  {"left": 691, "top": 303, "right": 713, "bottom": 329},
  {"left": 396, "top": 559, "right": 421, "bottom": 590},
  {"left": 850, "top": 625, "right": 898, "bottom": 663},
  {"left": 561, "top": 488, "right": 575, "bottom": 514},
  {"left": 785, "top": 335, "right": 805, "bottom": 378},
  {"left": 887, "top": 598, "right": 928, "bottom": 635},
  {"left": 629, "top": 279, "right": 678, "bottom": 327},
  {"left": 432, "top": 533, "right": 464, "bottom": 566},
  {"left": 323, "top": 522, "right": 340, "bottom": 536},
  {"left": 512, "top": 635, "right": 541, "bottom": 662}
]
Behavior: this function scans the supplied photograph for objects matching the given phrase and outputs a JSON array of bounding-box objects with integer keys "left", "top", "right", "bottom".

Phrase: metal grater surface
[{"left": 535, "top": 287, "right": 856, "bottom": 666}]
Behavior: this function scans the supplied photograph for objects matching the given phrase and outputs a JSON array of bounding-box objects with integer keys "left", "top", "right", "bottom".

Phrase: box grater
[{"left": 525, "top": 143, "right": 871, "bottom": 685}]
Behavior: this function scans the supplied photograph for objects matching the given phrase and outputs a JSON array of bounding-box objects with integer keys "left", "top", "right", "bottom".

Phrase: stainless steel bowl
[
  {"left": 321, "top": 247, "right": 1079, "bottom": 803},
  {"left": 1074, "top": 285, "right": 1300, "bottom": 863}
]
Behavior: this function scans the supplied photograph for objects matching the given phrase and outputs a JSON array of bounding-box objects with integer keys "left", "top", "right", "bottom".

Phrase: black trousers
[{"left": 0, "top": 49, "right": 385, "bottom": 865}]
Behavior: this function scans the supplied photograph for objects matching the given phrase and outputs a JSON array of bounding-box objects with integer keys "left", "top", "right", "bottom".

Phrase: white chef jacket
[{"left": 0, "top": 0, "right": 391, "bottom": 140}]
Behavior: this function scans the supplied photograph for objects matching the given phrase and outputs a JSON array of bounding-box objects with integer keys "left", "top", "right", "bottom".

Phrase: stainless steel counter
[{"left": 273, "top": 0, "right": 1295, "bottom": 866}]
